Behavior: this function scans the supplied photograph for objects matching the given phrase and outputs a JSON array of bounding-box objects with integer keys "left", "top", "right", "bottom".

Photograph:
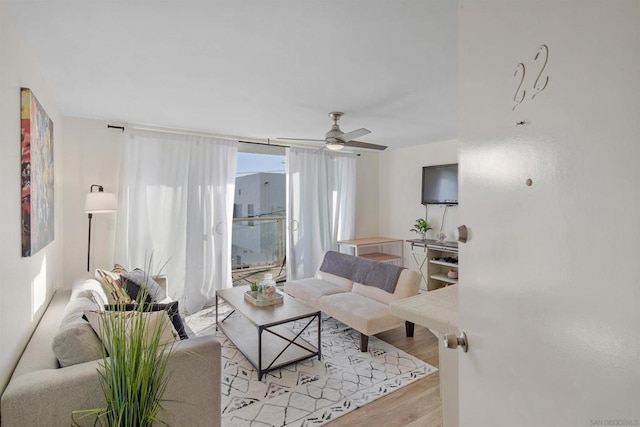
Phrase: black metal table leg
[
  {"left": 317, "top": 312, "right": 322, "bottom": 360},
  {"left": 258, "top": 326, "right": 263, "bottom": 381}
]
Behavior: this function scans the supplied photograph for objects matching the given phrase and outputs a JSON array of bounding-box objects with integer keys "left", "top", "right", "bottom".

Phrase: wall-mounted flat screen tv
[{"left": 421, "top": 163, "right": 458, "bottom": 205}]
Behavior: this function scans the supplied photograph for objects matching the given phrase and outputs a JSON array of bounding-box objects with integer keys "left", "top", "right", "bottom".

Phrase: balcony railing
[{"left": 231, "top": 216, "right": 285, "bottom": 285}]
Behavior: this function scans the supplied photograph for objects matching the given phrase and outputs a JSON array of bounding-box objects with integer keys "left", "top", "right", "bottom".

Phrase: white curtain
[
  {"left": 286, "top": 147, "right": 356, "bottom": 280},
  {"left": 115, "top": 130, "right": 238, "bottom": 313}
]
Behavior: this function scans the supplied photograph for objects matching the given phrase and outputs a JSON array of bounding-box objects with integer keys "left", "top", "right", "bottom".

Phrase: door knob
[
  {"left": 444, "top": 332, "right": 468, "bottom": 352},
  {"left": 457, "top": 225, "right": 468, "bottom": 243}
]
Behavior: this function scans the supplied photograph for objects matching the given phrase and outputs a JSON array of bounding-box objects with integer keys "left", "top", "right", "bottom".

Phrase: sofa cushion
[
  {"left": 319, "top": 251, "right": 404, "bottom": 293},
  {"left": 352, "top": 269, "right": 421, "bottom": 305},
  {"left": 284, "top": 278, "right": 348, "bottom": 306},
  {"left": 317, "top": 292, "right": 404, "bottom": 336},
  {"left": 72, "top": 278, "right": 109, "bottom": 306},
  {"left": 319, "top": 251, "right": 359, "bottom": 277},
  {"left": 314, "top": 270, "right": 353, "bottom": 291},
  {"left": 104, "top": 301, "right": 188, "bottom": 340},
  {"left": 52, "top": 291, "right": 103, "bottom": 367},
  {"left": 354, "top": 259, "right": 405, "bottom": 293},
  {"left": 121, "top": 268, "right": 167, "bottom": 303}
]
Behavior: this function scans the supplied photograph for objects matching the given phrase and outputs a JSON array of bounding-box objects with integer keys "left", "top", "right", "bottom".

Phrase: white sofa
[
  {"left": 0, "top": 278, "right": 221, "bottom": 427},
  {"left": 285, "top": 251, "right": 421, "bottom": 351}
]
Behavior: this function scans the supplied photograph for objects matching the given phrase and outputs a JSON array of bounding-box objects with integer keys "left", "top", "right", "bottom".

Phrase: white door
[{"left": 458, "top": 2, "right": 640, "bottom": 426}]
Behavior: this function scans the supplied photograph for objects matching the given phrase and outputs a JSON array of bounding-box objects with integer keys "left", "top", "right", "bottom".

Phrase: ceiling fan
[{"left": 277, "top": 112, "right": 387, "bottom": 151}]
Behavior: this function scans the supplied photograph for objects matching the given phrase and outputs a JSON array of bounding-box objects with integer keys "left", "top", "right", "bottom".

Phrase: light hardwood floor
[{"left": 325, "top": 325, "right": 442, "bottom": 427}]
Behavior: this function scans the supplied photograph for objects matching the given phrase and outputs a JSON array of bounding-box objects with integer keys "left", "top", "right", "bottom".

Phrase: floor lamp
[{"left": 85, "top": 184, "right": 117, "bottom": 272}]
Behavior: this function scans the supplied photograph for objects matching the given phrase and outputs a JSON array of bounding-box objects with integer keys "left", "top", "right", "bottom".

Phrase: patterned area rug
[{"left": 186, "top": 305, "right": 437, "bottom": 427}]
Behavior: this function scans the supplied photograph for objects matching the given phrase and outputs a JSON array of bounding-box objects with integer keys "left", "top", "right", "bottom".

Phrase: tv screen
[{"left": 421, "top": 164, "right": 458, "bottom": 205}]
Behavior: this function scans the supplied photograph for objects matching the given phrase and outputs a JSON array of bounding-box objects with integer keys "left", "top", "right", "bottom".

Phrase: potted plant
[
  {"left": 410, "top": 218, "right": 432, "bottom": 240},
  {"left": 249, "top": 281, "right": 259, "bottom": 298},
  {"left": 73, "top": 290, "right": 175, "bottom": 426}
]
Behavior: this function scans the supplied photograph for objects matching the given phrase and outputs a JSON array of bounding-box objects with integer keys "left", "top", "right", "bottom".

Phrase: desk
[
  {"left": 337, "top": 237, "right": 403, "bottom": 265},
  {"left": 406, "top": 241, "right": 429, "bottom": 291}
]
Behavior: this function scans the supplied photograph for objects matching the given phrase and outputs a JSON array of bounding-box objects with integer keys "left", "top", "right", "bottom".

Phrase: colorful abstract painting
[{"left": 21, "top": 88, "right": 54, "bottom": 257}]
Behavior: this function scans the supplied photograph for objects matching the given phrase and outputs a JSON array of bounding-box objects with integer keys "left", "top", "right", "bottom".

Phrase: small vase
[{"left": 419, "top": 233, "right": 426, "bottom": 241}]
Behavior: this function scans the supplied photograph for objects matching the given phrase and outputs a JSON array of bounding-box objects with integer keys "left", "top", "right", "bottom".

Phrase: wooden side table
[{"left": 337, "top": 237, "right": 403, "bottom": 266}]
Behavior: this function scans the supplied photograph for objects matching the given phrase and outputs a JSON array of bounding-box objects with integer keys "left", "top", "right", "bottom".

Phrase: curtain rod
[
  {"left": 107, "top": 122, "right": 361, "bottom": 155},
  {"left": 118, "top": 122, "right": 275, "bottom": 145}
]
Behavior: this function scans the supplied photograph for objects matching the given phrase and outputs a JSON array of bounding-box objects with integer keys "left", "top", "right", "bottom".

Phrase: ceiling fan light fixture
[
  {"left": 277, "top": 112, "right": 386, "bottom": 151},
  {"left": 326, "top": 141, "right": 344, "bottom": 151}
]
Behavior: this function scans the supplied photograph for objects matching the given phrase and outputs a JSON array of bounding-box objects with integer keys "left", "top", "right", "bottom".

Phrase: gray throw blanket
[{"left": 319, "top": 251, "right": 405, "bottom": 293}]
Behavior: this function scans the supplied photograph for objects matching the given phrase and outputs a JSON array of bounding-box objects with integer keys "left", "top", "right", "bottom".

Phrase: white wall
[
  {"left": 378, "top": 139, "right": 459, "bottom": 270},
  {"left": 0, "top": 7, "right": 64, "bottom": 393},
  {"left": 61, "top": 117, "right": 126, "bottom": 287}
]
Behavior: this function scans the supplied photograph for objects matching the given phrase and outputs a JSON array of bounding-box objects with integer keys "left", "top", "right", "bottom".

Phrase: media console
[{"left": 407, "top": 239, "right": 458, "bottom": 291}]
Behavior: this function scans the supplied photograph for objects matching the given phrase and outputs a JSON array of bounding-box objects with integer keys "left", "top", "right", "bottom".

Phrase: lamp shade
[{"left": 85, "top": 192, "right": 117, "bottom": 213}]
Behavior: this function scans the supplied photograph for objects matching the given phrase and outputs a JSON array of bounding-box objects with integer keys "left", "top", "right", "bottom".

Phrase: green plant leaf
[
  {"left": 410, "top": 218, "right": 432, "bottom": 234},
  {"left": 73, "top": 258, "right": 174, "bottom": 427}
]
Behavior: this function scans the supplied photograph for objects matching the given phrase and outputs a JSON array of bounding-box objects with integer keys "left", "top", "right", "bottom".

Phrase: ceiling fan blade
[
  {"left": 337, "top": 128, "right": 371, "bottom": 142},
  {"left": 344, "top": 140, "right": 388, "bottom": 150},
  {"left": 275, "top": 137, "right": 326, "bottom": 142}
]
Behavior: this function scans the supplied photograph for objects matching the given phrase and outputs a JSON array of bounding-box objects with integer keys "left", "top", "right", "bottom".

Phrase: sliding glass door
[{"left": 232, "top": 144, "right": 286, "bottom": 286}]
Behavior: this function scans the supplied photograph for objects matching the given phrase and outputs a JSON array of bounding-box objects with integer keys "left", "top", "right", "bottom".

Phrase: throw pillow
[
  {"left": 95, "top": 266, "right": 131, "bottom": 304},
  {"left": 104, "top": 301, "right": 189, "bottom": 340},
  {"left": 84, "top": 309, "right": 178, "bottom": 354},
  {"left": 120, "top": 268, "right": 167, "bottom": 304},
  {"left": 52, "top": 291, "right": 103, "bottom": 367},
  {"left": 112, "top": 263, "right": 127, "bottom": 274}
]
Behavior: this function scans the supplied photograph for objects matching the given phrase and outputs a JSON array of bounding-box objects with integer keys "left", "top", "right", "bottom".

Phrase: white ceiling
[{"left": 4, "top": 1, "right": 457, "bottom": 150}]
